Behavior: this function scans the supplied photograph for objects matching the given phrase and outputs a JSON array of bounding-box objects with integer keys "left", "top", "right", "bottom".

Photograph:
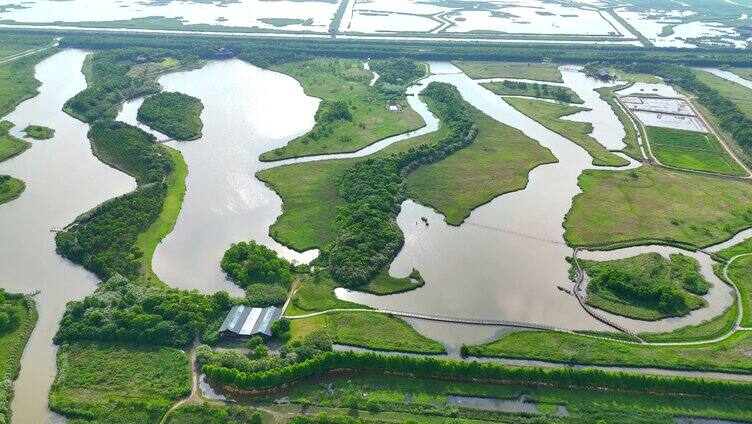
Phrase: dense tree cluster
[
  {"left": 324, "top": 82, "right": 477, "bottom": 286},
  {"left": 197, "top": 328, "right": 332, "bottom": 374},
  {"left": 500, "top": 80, "right": 576, "bottom": 103},
  {"left": 64, "top": 48, "right": 184, "bottom": 122},
  {"left": 622, "top": 62, "right": 752, "bottom": 150},
  {"left": 221, "top": 241, "right": 294, "bottom": 288},
  {"left": 590, "top": 268, "right": 688, "bottom": 313},
  {"left": 370, "top": 58, "right": 424, "bottom": 86},
  {"left": 54, "top": 275, "right": 231, "bottom": 347},
  {"left": 137, "top": 91, "right": 204, "bottom": 140},
  {"left": 203, "top": 350, "right": 752, "bottom": 398},
  {"left": 55, "top": 121, "right": 172, "bottom": 279},
  {"left": 370, "top": 57, "right": 424, "bottom": 96},
  {"left": 0, "top": 290, "right": 23, "bottom": 333}
]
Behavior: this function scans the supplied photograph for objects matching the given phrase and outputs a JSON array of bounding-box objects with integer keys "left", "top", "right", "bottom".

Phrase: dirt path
[
  {"left": 160, "top": 339, "right": 201, "bottom": 424},
  {"left": 0, "top": 38, "right": 58, "bottom": 64}
]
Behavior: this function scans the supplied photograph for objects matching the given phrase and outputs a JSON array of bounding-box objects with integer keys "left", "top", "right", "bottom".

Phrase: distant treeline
[
  {"left": 203, "top": 350, "right": 752, "bottom": 399},
  {"left": 43, "top": 30, "right": 752, "bottom": 67},
  {"left": 323, "top": 82, "right": 477, "bottom": 286},
  {"left": 55, "top": 121, "right": 172, "bottom": 279}
]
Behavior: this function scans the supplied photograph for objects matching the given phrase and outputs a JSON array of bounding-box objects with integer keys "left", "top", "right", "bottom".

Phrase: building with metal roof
[{"left": 218, "top": 305, "right": 282, "bottom": 339}]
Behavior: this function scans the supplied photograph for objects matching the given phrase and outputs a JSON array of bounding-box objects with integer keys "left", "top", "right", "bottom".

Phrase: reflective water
[
  {"left": 118, "top": 59, "right": 320, "bottom": 295},
  {"left": 0, "top": 0, "right": 337, "bottom": 33},
  {"left": 337, "top": 63, "right": 633, "bottom": 333},
  {"left": 0, "top": 50, "right": 135, "bottom": 423}
]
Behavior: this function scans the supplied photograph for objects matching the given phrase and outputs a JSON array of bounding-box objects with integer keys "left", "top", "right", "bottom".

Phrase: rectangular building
[{"left": 218, "top": 305, "right": 282, "bottom": 339}]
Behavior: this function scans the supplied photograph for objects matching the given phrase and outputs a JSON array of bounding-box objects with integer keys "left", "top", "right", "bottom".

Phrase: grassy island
[
  {"left": 505, "top": 97, "right": 629, "bottom": 167},
  {"left": 646, "top": 126, "right": 746, "bottom": 176},
  {"left": 0, "top": 291, "right": 37, "bottom": 424},
  {"left": 482, "top": 80, "right": 583, "bottom": 104},
  {"left": 260, "top": 58, "right": 424, "bottom": 161},
  {"left": 453, "top": 61, "right": 563, "bottom": 82},
  {"left": 138, "top": 91, "right": 204, "bottom": 140},
  {"left": 580, "top": 253, "right": 710, "bottom": 320},
  {"left": 564, "top": 164, "right": 752, "bottom": 248},
  {"left": 22, "top": 125, "right": 54, "bottom": 140}
]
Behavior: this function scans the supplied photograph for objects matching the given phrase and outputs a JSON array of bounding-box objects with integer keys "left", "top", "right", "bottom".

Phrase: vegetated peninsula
[
  {"left": 137, "top": 91, "right": 204, "bottom": 140},
  {"left": 260, "top": 58, "right": 425, "bottom": 160},
  {"left": 579, "top": 252, "right": 710, "bottom": 320},
  {"left": 0, "top": 290, "right": 37, "bottom": 423},
  {"left": 564, "top": 164, "right": 752, "bottom": 248},
  {"left": 0, "top": 175, "right": 24, "bottom": 205},
  {"left": 0, "top": 121, "right": 29, "bottom": 163},
  {"left": 22, "top": 124, "right": 54, "bottom": 140}
]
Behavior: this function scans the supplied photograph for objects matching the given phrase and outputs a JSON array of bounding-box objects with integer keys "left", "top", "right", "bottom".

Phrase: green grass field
[
  {"left": 452, "top": 61, "right": 563, "bottom": 82},
  {"left": 564, "top": 164, "right": 752, "bottom": 247},
  {"left": 405, "top": 103, "right": 556, "bottom": 225},
  {"left": 0, "top": 175, "right": 24, "bottom": 205},
  {"left": 22, "top": 124, "right": 54, "bottom": 140},
  {"left": 260, "top": 58, "right": 424, "bottom": 161},
  {"left": 482, "top": 81, "right": 583, "bottom": 104},
  {"left": 0, "top": 50, "right": 53, "bottom": 117},
  {"left": 612, "top": 68, "right": 663, "bottom": 83},
  {"left": 50, "top": 341, "right": 190, "bottom": 423},
  {"left": 598, "top": 86, "right": 643, "bottom": 160},
  {"left": 0, "top": 34, "right": 52, "bottom": 59},
  {"left": 282, "top": 374, "right": 752, "bottom": 424},
  {"left": 289, "top": 312, "right": 445, "bottom": 354},
  {"left": 694, "top": 69, "right": 752, "bottom": 120},
  {"left": 286, "top": 271, "right": 442, "bottom": 354},
  {"left": 505, "top": 97, "right": 629, "bottom": 167},
  {"left": 647, "top": 126, "right": 746, "bottom": 176},
  {"left": 0, "top": 121, "right": 30, "bottom": 163},
  {"left": 581, "top": 253, "right": 709, "bottom": 321},
  {"left": 134, "top": 146, "right": 187, "bottom": 287},
  {"left": 463, "top": 330, "right": 752, "bottom": 374}
]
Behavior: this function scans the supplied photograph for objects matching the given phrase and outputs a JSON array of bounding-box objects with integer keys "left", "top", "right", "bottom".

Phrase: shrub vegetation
[{"left": 137, "top": 91, "right": 204, "bottom": 140}]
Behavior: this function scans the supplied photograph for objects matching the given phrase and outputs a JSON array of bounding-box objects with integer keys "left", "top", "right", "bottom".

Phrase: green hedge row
[
  {"left": 203, "top": 350, "right": 752, "bottom": 399},
  {"left": 0, "top": 296, "right": 38, "bottom": 424}
]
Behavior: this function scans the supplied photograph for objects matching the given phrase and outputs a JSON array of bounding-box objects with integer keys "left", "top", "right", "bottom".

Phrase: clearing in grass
[
  {"left": 505, "top": 97, "right": 629, "bottom": 167},
  {"left": 646, "top": 126, "right": 746, "bottom": 176},
  {"left": 564, "top": 164, "right": 752, "bottom": 248},
  {"left": 49, "top": 341, "right": 191, "bottom": 424}
]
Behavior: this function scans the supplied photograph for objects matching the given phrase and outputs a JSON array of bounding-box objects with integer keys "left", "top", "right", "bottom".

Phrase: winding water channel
[
  {"left": 0, "top": 50, "right": 136, "bottom": 423},
  {"left": 2, "top": 54, "right": 750, "bottom": 421}
]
